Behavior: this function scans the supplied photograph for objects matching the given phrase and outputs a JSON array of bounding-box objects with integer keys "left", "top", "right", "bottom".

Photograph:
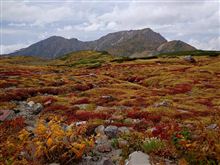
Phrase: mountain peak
[{"left": 9, "top": 28, "right": 196, "bottom": 59}]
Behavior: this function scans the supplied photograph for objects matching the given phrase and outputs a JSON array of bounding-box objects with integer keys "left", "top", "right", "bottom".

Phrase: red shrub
[
  {"left": 152, "top": 123, "right": 181, "bottom": 140},
  {"left": 73, "top": 83, "right": 93, "bottom": 91},
  {"left": 167, "top": 83, "right": 192, "bottom": 94},
  {"left": 0, "top": 117, "right": 25, "bottom": 133},
  {"left": 71, "top": 98, "right": 90, "bottom": 105},
  {"left": 43, "top": 104, "right": 69, "bottom": 112},
  {"left": 74, "top": 111, "right": 111, "bottom": 121},
  {"left": 133, "top": 120, "right": 151, "bottom": 131},
  {"left": 127, "top": 110, "right": 149, "bottom": 119},
  {"left": 196, "top": 98, "right": 213, "bottom": 107}
]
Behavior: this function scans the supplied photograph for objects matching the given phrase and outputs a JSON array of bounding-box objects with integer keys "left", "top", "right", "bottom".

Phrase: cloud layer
[{"left": 1, "top": 0, "right": 220, "bottom": 54}]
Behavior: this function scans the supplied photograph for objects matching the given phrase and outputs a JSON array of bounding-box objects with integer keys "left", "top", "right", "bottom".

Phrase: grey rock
[
  {"left": 0, "top": 110, "right": 15, "bottom": 121},
  {"left": 207, "top": 124, "right": 218, "bottom": 129},
  {"left": 96, "top": 143, "right": 112, "bottom": 153},
  {"left": 95, "top": 125, "right": 105, "bottom": 135},
  {"left": 102, "top": 159, "right": 114, "bottom": 165},
  {"left": 25, "top": 126, "right": 35, "bottom": 132},
  {"left": 118, "top": 127, "right": 130, "bottom": 134},
  {"left": 126, "top": 151, "right": 151, "bottom": 165},
  {"left": 118, "top": 139, "right": 128, "bottom": 148},
  {"left": 154, "top": 100, "right": 170, "bottom": 107},
  {"left": 183, "top": 55, "right": 196, "bottom": 63},
  {"left": 27, "top": 101, "right": 35, "bottom": 107},
  {"left": 32, "top": 103, "right": 43, "bottom": 115},
  {"left": 76, "top": 121, "right": 87, "bottom": 126},
  {"left": 104, "top": 125, "right": 118, "bottom": 138},
  {"left": 95, "top": 134, "right": 109, "bottom": 145}
]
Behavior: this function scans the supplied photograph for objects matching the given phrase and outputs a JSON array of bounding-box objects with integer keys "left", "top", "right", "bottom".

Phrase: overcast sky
[{"left": 1, "top": 0, "right": 220, "bottom": 54}]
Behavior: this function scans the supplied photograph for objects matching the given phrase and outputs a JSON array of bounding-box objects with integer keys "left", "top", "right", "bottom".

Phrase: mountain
[
  {"left": 156, "top": 40, "right": 196, "bottom": 54},
  {"left": 10, "top": 36, "right": 88, "bottom": 59},
  {"left": 9, "top": 28, "right": 196, "bottom": 59}
]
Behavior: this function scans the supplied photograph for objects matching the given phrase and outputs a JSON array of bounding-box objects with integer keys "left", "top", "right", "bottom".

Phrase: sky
[{"left": 0, "top": 0, "right": 220, "bottom": 54}]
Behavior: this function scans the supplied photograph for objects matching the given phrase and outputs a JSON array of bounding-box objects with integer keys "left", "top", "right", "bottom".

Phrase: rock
[
  {"left": 102, "top": 159, "right": 114, "bottom": 165},
  {"left": 75, "top": 104, "right": 90, "bottom": 110},
  {"left": 76, "top": 121, "right": 87, "bottom": 126},
  {"left": 207, "top": 124, "right": 218, "bottom": 129},
  {"left": 25, "top": 126, "right": 35, "bottom": 132},
  {"left": 95, "top": 125, "right": 105, "bottom": 135},
  {"left": 49, "top": 163, "right": 60, "bottom": 165},
  {"left": 183, "top": 55, "right": 196, "bottom": 63},
  {"left": 126, "top": 151, "right": 151, "bottom": 165},
  {"left": 32, "top": 103, "right": 43, "bottom": 115},
  {"left": 101, "top": 95, "right": 114, "bottom": 100},
  {"left": 118, "top": 139, "right": 128, "bottom": 148},
  {"left": 154, "top": 100, "right": 170, "bottom": 107},
  {"left": 118, "top": 127, "right": 130, "bottom": 134},
  {"left": 104, "top": 125, "right": 118, "bottom": 138},
  {"left": 27, "top": 101, "right": 35, "bottom": 107},
  {"left": 95, "top": 135, "right": 108, "bottom": 145},
  {"left": 96, "top": 143, "right": 112, "bottom": 153},
  {"left": 0, "top": 110, "right": 15, "bottom": 121},
  {"left": 111, "top": 115, "right": 124, "bottom": 120}
]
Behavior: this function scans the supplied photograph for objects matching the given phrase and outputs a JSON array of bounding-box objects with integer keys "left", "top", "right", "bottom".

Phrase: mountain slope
[
  {"left": 9, "top": 28, "right": 196, "bottom": 59},
  {"left": 156, "top": 40, "right": 196, "bottom": 54},
  {"left": 10, "top": 36, "right": 88, "bottom": 59}
]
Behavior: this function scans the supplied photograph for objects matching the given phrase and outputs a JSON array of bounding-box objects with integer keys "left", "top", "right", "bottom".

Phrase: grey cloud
[{"left": 1, "top": 0, "right": 220, "bottom": 54}]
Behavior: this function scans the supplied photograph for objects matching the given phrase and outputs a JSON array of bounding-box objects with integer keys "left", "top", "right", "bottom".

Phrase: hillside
[
  {"left": 9, "top": 28, "right": 196, "bottom": 59},
  {"left": 0, "top": 52, "right": 220, "bottom": 164}
]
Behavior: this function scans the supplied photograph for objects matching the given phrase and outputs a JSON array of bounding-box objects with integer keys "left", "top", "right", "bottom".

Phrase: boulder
[
  {"left": 96, "top": 143, "right": 112, "bottom": 153},
  {"left": 118, "top": 139, "right": 128, "bottom": 148},
  {"left": 126, "top": 151, "right": 151, "bottom": 165},
  {"left": 183, "top": 55, "right": 196, "bottom": 63},
  {"left": 207, "top": 124, "right": 218, "bottom": 129},
  {"left": 95, "top": 134, "right": 108, "bottom": 145},
  {"left": 118, "top": 127, "right": 130, "bottom": 134},
  {"left": 104, "top": 125, "right": 118, "bottom": 138},
  {"left": 154, "top": 100, "right": 170, "bottom": 107},
  {"left": 95, "top": 125, "right": 105, "bottom": 135},
  {"left": 0, "top": 110, "right": 15, "bottom": 121},
  {"left": 32, "top": 103, "right": 43, "bottom": 115},
  {"left": 27, "top": 101, "right": 35, "bottom": 107}
]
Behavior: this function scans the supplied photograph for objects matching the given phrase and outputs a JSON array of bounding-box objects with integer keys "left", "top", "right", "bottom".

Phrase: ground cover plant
[{"left": 0, "top": 51, "right": 220, "bottom": 164}]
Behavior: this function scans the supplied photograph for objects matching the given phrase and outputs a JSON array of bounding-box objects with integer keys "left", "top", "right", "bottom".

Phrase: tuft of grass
[{"left": 142, "top": 138, "right": 165, "bottom": 153}]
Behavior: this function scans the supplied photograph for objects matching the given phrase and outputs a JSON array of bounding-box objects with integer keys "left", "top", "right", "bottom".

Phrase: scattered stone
[
  {"left": 95, "top": 135, "right": 108, "bottom": 145},
  {"left": 104, "top": 125, "right": 118, "bottom": 138},
  {"left": 32, "top": 103, "right": 43, "bottom": 115},
  {"left": 96, "top": 143, "right": 112, "bottom": 153},
  {"left": 118, "top": 127, "right": 130, "bottom": 134},
  {"left": 183, "top": 55, "right": 196, "bottom": 63},
  {"left": 118, "top": 139, "right": 128, "bottom": 148},
  {"left": 154, "top": 100, "right": 170, "bottom": 107},
  {"left": 75, "top": 104, "right": 90, "bottom": 110},
  {"left": 0, "top": 110, "right": 15, "bottom": 121},
  {"left": 101, "top": 95, "right": 114, "bottom": 101},
  {"left": 207, "top": 124, "right": 218, "bottom": 129},
  {"left": 95, "top": 125, "right": 105, "bottom": 135},
  {"left": 102, "top": 158, "right": 114, "bottom": 165},
  {"left": 25, "top": 126, "right": 35, "bottom": 132},
  {"left": 27, "top": 101, "right": 35, "bottom": 107},
  {"left": 111, "top": 114, "right": 124, "bottom": 121},
  {"left": 126, "top": 151, "right": 151, "bottom": 165},
  {"left": 76, "top": 121, "right": 87, "bottom": 126}
]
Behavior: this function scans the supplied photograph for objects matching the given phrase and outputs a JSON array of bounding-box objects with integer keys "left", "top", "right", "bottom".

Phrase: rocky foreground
[{"left": 0, "top": 54, "right": 220, "bottom": 164}]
